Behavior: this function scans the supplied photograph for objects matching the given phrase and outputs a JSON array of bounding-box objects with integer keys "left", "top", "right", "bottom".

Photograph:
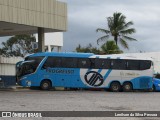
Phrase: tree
[
  {"left": 101, "top": 41, "right": 123, "bottom": 54},
  {"left": 75, "top": 42, "right": 123, "bottom": 55},
  {"left": 96, "top": 12, "right": 137, "bottom": 49},
  {"left": 76, "top": 43, "right": 101, "bottom": 54},
  {"left": 0, "top": 34, "right": 37, "bottom": 57}
]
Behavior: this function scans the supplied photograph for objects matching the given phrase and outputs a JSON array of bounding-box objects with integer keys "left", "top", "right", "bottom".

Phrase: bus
[{"left": 16, "top": 52, "right": 154, "bottom": 92}]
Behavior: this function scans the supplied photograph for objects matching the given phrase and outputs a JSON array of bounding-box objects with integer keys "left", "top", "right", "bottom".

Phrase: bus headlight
[
  {"left": 26, "top": 80, "right": 31, "bottom": 86},
  {"left": 158, "top": 84, "right": 160, "bottom": 87}
]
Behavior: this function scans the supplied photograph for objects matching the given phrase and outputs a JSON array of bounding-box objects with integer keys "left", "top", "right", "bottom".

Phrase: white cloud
[{"left": 61, "top": 0, "right": 160, "bottom": 53}]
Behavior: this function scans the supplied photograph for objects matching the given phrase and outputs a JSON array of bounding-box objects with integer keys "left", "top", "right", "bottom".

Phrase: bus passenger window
[
  {"left": 62, "top": 58, "right": 77, "bottom": 68},
  {"left": 95, "top": 59, "right": 110, "bottom": 69},
  {"left": 111, "top": 60, "right": 126, "bottom": 70},
  {"left": 52, "top": 58, "right": 62, "bottom": 67},
  {"left": 42, "top": 57, "right": 62, "bottom": 68},
  {"left": 78, "top": 58, "right": 91, "bottom": 68},
  {"left": 140, "top": 60, "right": 151, "bottom": 70},
  {"left": 127, "top": 60, "right": 140, "bottom": 70}
]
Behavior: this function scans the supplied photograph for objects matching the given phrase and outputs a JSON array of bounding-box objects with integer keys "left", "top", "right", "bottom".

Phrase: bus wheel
[
  {"left": 40, "top": 80, "right": 51, "bottom": 90},
  {"left": 123, "top": 82, "right": 132, "bottom": 92},
  {"left": 110, "top": 82, "right": 121, "bottom": 92}
]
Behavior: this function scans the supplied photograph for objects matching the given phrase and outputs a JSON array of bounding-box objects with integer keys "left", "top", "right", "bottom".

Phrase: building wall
[
  {"left": 0, "top": 0, "right": 67, "bottom": 31},
  {"left": 0, "top": 56, "right": 23, "bottom": 87},
  {"left": 35, "top": 32, "right": 63, "bottom": 52},
  {"left": 45, "top": 32, "right": 63, "bottom": 46}
]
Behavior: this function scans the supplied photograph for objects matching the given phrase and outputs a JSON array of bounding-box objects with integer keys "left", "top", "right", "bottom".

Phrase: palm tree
[
  {"left": 101, "top": 41, "right": 123, "bottom": 54},
  {"left": 96, "top": 12, "right": 137, "bottom": 49}
]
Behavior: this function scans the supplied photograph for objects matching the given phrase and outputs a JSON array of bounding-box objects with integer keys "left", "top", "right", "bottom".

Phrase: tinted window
[
  {"left": 25, "top": 56, "right": 44, "bottom": 71},
  {"left": 127, "top": 60, "right": 140, "bottom": 70},
  {"left": 43, "top": 57, "right": 62, "bottom": 68},
  {"left": 95, "top": 59, "right": 111, "bottom": 69},
  {"left": 25, "top": 56, "right": 44, "bottom": 62},
  {"left": 111, "top": 59, "right": 126, "bottom": 70},
  {"left": 140, "top": 60, "right": 151, "bottom": 70},
  {"left": 62, "top": 58, "right": 77, "bottom": 68},
  {"left": 78, "top": 58, "right": 92, "bottom": 68}
]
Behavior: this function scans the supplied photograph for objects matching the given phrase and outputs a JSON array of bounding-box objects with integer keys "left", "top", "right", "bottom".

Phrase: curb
[{"left": 0, "top": 86, "right": 30, "bottom": 91}]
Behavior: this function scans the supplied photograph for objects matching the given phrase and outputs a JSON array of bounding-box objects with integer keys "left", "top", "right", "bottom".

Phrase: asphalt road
[{"left": 0, "top": 89, "right": 160, "bottom": 120}]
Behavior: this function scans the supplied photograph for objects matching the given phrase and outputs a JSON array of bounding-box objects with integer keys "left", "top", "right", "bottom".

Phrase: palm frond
[
  {"left": 123, "top": 21, "right": 133, "bottom": 28},
  {"left": 96, "top": 28, "right": 110, "bottom": 34},
  {"left": 107, "top": 17, "right": 114, "bottom": 30},
  {"left": 120, "top": 28, "right": 136, "bottom": 35},
  {"left": 120, "top": 38, "right": 129, "bottom": 49},
  {"left": 97, "top": 35, "right": 109, "bottom": 45},
  {"left": 113, "top": 12, "right": 126, "bottom": 29},
  {"left": 117, "top": 21, "right": 133, "bottom": 31},
  {"left": 123, "top": 36, "right": 137, "bottom": 41}
]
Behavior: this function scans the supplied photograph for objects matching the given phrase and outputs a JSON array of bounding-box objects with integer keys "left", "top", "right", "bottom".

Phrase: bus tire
[
  {"left": 40, "top": 80, "right": 51, "bottom": 90},
  {"left": 110, "top": 82, "right": 121, "bottom": 92},
  {"left": 123, "top": 82, "right": 133, "bottom": 92}
]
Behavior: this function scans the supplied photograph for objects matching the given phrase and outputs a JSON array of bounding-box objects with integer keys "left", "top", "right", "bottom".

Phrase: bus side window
[
  {"left": 95, "top": 59, "right": 110, "bottom": 69},
  {"left": 52, "top": 58, "right": 62, "bottom": 67},
  {"left": 42, "top": 57, "right": 52, "bottom": 69},
  {"left": 78, "top": 58, "right": 91, "bottom": 68},
  {"left": 62, "top": 58, "right": 77, "bottom": 68},
  {"left": 42, "top": 57, "right": 62, "bottom": 69},
  {"left": 111, "top": 59, "right": 126, "bottom": 70},
  {"left": 127, "top": 60, "right": 140, "bottom": 70},
  {"left": 140, "top": 60, "right": 151, "bottom": 70}
]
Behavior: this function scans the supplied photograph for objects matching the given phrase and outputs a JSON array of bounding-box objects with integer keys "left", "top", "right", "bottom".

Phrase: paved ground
[{"left": 0, "top": 89, "right": 160, "bottom": 120}]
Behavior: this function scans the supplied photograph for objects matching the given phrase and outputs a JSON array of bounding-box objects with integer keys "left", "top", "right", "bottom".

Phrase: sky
[
  {"left": 1, "top": 0, "right": 160, "bottom": 53},
  {"left": 59, "top": 0, "right": 160, "bottom": 53}
]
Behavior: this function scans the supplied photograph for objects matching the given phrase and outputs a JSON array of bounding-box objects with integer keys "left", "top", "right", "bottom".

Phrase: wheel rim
[
  {"left": 43, "top": 83, "right": 49, "bottom": 88},
  {"left": 113, "top": 85, "right": 119, "bottom": 91},
  {"left": 125, "top": 85, "right": 131, "bottom": 90}
]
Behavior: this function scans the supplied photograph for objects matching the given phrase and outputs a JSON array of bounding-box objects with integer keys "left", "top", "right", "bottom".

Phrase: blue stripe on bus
[
  {"left": 87, "top": 56, "right": 99, "bottom": 72},
  {"left": 102, "top": 56, "right": 112, "bottom": 80},
  {"left": 103, "top": 69, "right": 112, "bottom": 80},
  {"left": 87, "top": 69, "right": 92, "bottom": 73},
  {"left": 98, "top": 69, "right": 102, "bottom": 73}
]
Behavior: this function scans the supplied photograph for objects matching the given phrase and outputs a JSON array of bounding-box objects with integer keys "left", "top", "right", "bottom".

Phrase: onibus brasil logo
[{"left": 84, "top": 71, "right": 104, "bottom": 87}]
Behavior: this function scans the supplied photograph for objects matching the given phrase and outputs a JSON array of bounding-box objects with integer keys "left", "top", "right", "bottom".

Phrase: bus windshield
[{"left": 17, "top": 56, "right": 44, "bottom": 78}]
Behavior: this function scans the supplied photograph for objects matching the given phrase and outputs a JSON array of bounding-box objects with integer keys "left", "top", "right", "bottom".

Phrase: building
[
  {"left": 0, "top": 56, "right": 23, "bottom": 87},
  {"left": 0, "top": 0, "right": 67, "bottom": 52},
  {"left": 0, "top": 0, "right": 67, "bottom": 87},
  {"left": 35, "top": 32, "right": 63, "bottom": 52}
]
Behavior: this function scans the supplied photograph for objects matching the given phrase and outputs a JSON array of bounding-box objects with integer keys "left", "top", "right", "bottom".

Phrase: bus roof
[
  {"left": 27, "top": 52, "right": 94, "bottom": 58},
  {"left": 26, "top": 52, "right": 153, "bottom": 61}
]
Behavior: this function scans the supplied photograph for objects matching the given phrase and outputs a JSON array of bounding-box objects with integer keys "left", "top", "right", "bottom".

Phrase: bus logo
[{"left": 84, "top": 71, "right": 104, "bottom": 87}]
